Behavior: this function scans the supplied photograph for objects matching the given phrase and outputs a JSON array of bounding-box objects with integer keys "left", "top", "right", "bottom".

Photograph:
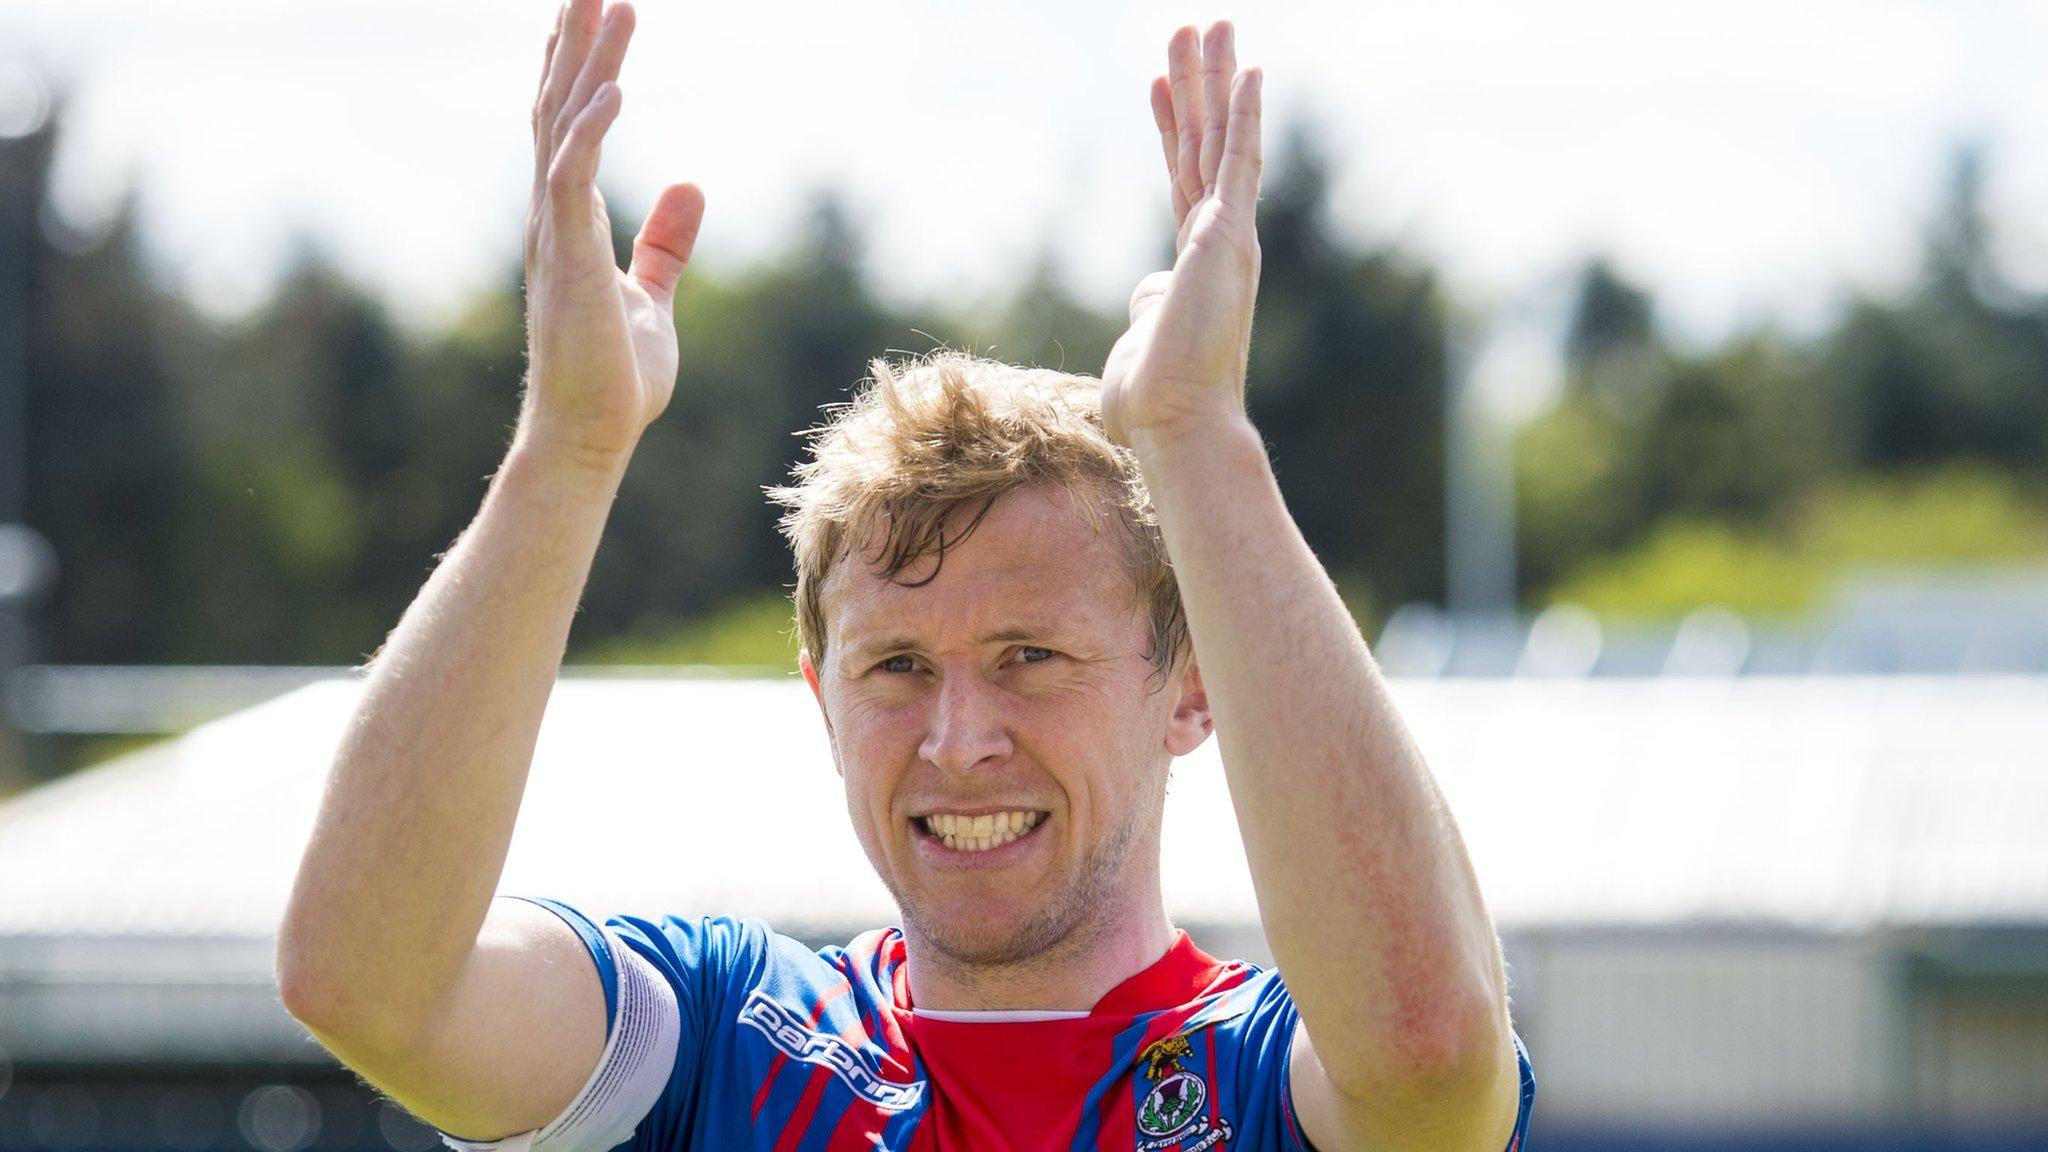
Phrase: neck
[{"left": 901, "top": 884, "right": 1176, "bottom": 1013}]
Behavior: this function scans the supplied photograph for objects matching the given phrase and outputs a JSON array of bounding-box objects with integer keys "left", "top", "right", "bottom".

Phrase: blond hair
[{"left": 768, "top": 349, "right": 1188, "bottom": 678}]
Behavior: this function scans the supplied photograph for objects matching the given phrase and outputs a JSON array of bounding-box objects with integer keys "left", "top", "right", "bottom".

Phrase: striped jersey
[{"left": 437, "top": 897, "right": 1534, "bottom": 1152}]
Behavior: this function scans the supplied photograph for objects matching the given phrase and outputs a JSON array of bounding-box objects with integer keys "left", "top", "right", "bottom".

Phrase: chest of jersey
[{"left": 695, "top": 990, "right": 1258, "bottom": 1151}]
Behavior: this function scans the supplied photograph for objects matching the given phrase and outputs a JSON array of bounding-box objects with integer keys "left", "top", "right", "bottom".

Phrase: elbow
[
  {"left": 273, "top": 924, "right": 409, "bottom": 1055},
  {"left": 274, "top": 924, "right": 345, "bottom": 1033},
  {"left": 274, "top": 884, "right": 332, "bottom": 1025},
  {"left": 1400, "top": 983, "right": 1508, "bottom": 1079},
  {"left": 1418, "top": 992, "right": 1512, "bottom": 1094},
  {"left": 1323, "top": 984, "right": 1512, "bottom": 1106}
]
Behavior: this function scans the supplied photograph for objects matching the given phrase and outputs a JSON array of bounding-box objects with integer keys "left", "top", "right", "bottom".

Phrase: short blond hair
[{"left": 769, "top": 349, "right": 1188, "bottom": 678}]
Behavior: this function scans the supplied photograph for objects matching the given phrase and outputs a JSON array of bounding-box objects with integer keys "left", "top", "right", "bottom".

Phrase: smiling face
[{"left": 803, "top": 483, "right": 1211, "bottom": 969}]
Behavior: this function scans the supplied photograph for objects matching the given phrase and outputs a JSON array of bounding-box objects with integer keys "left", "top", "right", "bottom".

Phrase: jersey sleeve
[
  {"left": 1227, "top": 973, "right": 1536, "bottom": 1152},
  {"left": 434, "top": 898, "right": 770, "bottom": 1152}
]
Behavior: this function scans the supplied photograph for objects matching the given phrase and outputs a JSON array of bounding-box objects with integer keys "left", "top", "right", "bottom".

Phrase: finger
[
  {"left": 630, "top": 182, "right": 708, "bottom": 307},
  {"left": 1164, "top": 26, "right": 1205, "bottom": 216},
  {"left": 555, "top": 2, "right": 636, "bottom": 153},
  {"left": 539, "top": 0, "right": 602, "bottom": 132},
  {"left": 530, "top": 5, "right": 567, "bottom": 205},
  {"left": 1149, "top": 76, "right": 1191, "bottom": 229},
  {"left": 533, "top": 4, "right": 565, "bottom": 119},
  {"left": 1198, "top": 21, "right": 1235, "bottom": 197},
  {"left": 1216, "top": 68, "right": 1264, "bottom": 211},
  {"left": 547, "top": 81, "right": 623, "bottom": 219}
]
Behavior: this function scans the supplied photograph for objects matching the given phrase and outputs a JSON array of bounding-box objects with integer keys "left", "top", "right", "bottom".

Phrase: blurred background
[{"left": 1, "top": 0, "right": 2045, "bottom": 1148}]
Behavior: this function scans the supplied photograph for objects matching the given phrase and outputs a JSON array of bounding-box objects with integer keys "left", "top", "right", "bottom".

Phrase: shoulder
[
  {"left": 516, "top": 898, "right": 869, "bottom": 1015},
  {"left": 602, "top": 912, "right": 906, "bottom": 1018},
  {"left": 602, "top": 911, "right": 783, "bottom": 977},
  {"left": 1195, "top": 959, "right": 1296, "bottom": 1040}
]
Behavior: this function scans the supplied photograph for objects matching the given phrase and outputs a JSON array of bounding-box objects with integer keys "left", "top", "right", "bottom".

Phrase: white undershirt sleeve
[{"left": 439, "top": 927, "right": 681, "bottom": 1152}]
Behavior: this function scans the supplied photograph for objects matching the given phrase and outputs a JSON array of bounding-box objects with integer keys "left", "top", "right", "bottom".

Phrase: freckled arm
[
  {"left": 1132, "top": 419, "right": 1519, "bottom": 1150},
  {"left": 1104, "top": 18, "right": 1521, "bottom": 1151}
]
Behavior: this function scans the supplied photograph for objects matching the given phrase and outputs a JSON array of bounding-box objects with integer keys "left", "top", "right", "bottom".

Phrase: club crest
[{"left": 1135, "top": 1034, "right": 1233, "bottom": 1151}]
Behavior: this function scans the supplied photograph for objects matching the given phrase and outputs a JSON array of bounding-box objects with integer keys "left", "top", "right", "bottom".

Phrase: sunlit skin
[
  {"left": 280, "top": 3, "right": 1521, "bottom": 1148},
  {"left": 800, "top": 485, "right": 1212, "bottom": 1010}
]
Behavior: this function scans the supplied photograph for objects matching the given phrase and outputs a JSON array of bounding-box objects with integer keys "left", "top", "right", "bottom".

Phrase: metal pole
[
  {"left": 0, "top": 70, "right": 53, "bottom": 788},
  {"left": 1444, "top": 320, "right": 1518, "bottom": 619}
]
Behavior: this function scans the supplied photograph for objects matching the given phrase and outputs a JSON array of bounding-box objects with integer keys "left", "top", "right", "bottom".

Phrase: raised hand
[
  {"left": 520, "top": 0, "right": 706, "bottom": 468},
  {"left": 1101, "top": 21, "right": 1263, "bottom": 450}
]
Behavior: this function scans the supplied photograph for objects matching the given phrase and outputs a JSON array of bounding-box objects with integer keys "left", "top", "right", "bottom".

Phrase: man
[{"left": 275, "top": 2, "right": 1535, "bottom": 1149}]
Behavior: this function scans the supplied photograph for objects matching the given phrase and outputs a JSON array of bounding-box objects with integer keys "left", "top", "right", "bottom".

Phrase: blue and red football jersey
[{"left": 447, "top": 897, "right": 1534, "bottom": 1152}]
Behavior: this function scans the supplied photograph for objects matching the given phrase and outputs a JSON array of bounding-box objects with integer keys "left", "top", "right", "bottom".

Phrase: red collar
[
  {"left": 1089, "top": 929, "right": 1238, "bottom": 1015},
  {"left": 881, "top": 928, "right": 1242, "bottom": 1017}
]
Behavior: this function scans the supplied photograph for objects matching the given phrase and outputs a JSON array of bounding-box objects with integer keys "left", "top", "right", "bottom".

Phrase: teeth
[{"left": 923, "top": 810, "right": 1043, "bottom": 852}]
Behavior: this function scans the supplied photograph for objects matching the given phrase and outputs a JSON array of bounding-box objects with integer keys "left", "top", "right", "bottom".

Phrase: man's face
[{"left": 803, "top": 484, "right": 1210, "bottom": 968}]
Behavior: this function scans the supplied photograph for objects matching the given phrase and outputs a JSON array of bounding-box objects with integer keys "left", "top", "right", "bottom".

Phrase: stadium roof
[{"left": 5, "top": 673, "right": 2047, "bottom": 937}]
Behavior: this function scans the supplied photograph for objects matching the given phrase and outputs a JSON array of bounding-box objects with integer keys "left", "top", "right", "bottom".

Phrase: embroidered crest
[
  {"left": 1143, "top": 1034, "right": 1194, "bottom": 1081},
  {"left": 1138, "top": 1070, "right": 1206, "bottom": 1138},
  {"left": 1135, "top": 1034, "right": 1233, "bottom": 1150}
]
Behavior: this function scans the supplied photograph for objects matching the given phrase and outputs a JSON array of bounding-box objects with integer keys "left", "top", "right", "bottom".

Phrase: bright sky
[{"left": 5, "top": 0, "right": 2047, "bottom": 344}]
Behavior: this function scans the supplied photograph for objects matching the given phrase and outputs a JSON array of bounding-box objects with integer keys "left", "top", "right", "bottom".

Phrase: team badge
[{"left": 1135, "top": 1034, "right": 1233, "bottom": 1151}]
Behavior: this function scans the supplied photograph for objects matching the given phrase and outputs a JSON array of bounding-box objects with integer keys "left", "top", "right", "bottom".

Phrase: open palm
[
  {"left": 1102, "top": 22, "right": 1264, "bottom": 449},
  {"left": 520, "top": 0, "right": 706, "bottom": 465}
]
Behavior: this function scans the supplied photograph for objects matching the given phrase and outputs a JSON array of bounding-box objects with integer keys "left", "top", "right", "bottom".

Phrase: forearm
[
  {"left": 276, "top": 429, "right": 628, "bottom": 1044},
  {"left": 1133, "top": 417, "right": 1507, "bottom": 1089}
]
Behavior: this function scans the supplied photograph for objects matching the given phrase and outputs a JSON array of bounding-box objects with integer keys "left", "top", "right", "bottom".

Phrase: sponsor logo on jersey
[
  {"left": 737, "top": 991, "right": 925, "bottom": 1112},
  {"left": 1136, "top": 1034, "right": 1233, "bottom": 1150}
]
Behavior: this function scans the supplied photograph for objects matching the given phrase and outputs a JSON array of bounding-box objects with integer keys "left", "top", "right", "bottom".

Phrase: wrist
[
  {"left": 1129, "top": 411, "right": 1265, "bottom": 474},
  {"left": 504, "top": 423, "right": 635, "bottom": 497}
]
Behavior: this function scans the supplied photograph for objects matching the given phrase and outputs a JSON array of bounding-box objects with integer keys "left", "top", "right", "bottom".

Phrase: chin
[
  {"left": 905, "top": 897, "right": 1081, "bottom": 968},
  {"left": 893, "top": 818, "right": 1154, "bottom": 969}
]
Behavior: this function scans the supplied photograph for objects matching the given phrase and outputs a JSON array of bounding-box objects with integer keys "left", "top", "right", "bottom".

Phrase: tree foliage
[
  {"left": 7, "top": 98, "right": 2046, "bottom": 678},
  {"left": 1518, "top": 145, "right": 2048, "bottom": 613}
]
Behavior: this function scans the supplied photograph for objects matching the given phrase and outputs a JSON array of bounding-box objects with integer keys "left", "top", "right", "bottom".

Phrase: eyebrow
[{"left": 844, "top": 625, "right": 1064, "bottom": 660}]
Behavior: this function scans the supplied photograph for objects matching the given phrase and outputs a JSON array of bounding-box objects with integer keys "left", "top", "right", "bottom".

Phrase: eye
[
  {"left": 878, "top": 654, "right": 917, "bottom": 674},
  {"left": 1015, "top": 645, "right": 1056, "bottom": 665}
]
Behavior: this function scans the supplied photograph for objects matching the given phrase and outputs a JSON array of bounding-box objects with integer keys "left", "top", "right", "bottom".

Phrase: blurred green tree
[
  {"left": 967, "top": 251, "right": 1123, "bottom": 376},
  {"left": 1522, "top": 262, "right": 1830, "bottom": 601},
  {"left": 574, "top": 193, "right": 913, "bottom": 655},
  {"left": 1822, "top": 145, "right": 2048, "bottom": 470},
  {"left": 1563, "top": 257, "right": 1656, "bottom": 375},
  {"left": 8, "top": 106, "right": 196, "bottom": 664},
  {"left": 16, "top": 92, "right": 2048, "bottom": 699},
  {"left": 1519, "top": 144, "right": 2048, "bottom": 617},
  {"left": 175, "top": 250, "right": 415, "bottom": 661},
  {"left": 1243, "top": 124, "right": 1450, "bottom": 620}
]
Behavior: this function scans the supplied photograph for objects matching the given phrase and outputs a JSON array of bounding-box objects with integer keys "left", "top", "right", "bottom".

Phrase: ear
[
  {"left": 800, "top": 648, "right": 823, "bottom": 702},
  {"left": 1162, "top": 659, "right": 1213, "bottom": 757},
  {"left": 799, "top": 649, "right": 842, "bottom": 776}
]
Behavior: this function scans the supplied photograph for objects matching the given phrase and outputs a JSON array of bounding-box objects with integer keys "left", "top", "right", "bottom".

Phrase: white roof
[{"left": 3, "top": 674, "right": 2046, "bottom": 942}]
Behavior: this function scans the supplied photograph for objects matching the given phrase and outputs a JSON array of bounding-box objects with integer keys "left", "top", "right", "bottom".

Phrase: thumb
[
  {"left": 629, "top": 182, "right": 707, "bottom": 307},
  {"left": 1127, "top": 269, "right": 1173, "bottom": 323}
]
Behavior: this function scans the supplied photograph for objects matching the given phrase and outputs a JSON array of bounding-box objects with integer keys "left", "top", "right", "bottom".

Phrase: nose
[{"left": 918, "top": 672, "right": 1014, "bottom": 774}]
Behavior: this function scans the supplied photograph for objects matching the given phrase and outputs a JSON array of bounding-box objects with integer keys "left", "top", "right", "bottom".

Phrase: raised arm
[
  {"left": 1102, "top": 23, "right": 1522, "bottom": 1152},
  {"left": 273, "top": 0, "right": 704, "bottom": 1139}
]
